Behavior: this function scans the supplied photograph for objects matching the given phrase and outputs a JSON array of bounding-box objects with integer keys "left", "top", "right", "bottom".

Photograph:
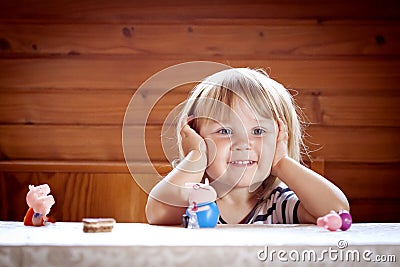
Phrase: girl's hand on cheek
[
  {"left": 271, "top": 118, "right": 289, "bottom": 176},
  {"left": 180, "top": 118, "right": 207, "bottom": 157}
]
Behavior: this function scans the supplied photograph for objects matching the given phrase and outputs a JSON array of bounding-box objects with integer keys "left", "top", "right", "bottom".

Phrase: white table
[{"left": 0, "top": 221, "right": 399, "bottom": 266}]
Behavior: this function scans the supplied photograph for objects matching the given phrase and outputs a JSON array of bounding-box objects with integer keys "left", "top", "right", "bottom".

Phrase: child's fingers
[
  {"left": 180, "top": 115, "right": 196, "bottom": 137},
  {"left": 271, "top": 118, "right": 289, "bottom": 172},
  {"left": 180, "top": 125, "right": 207, "bottom": 155},
  {"left": 180, "top": 124, "right": 191, "bottom": 138},
  {"left": 277, "top": 118, "right": 289, "bottom": 140},
  {"left": 278, "top": 118, "right": 288, "bottom": 131}
]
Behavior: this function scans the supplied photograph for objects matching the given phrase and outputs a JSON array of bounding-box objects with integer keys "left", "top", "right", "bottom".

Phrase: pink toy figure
[
  {"left": 317, "top": 210, "right": 352, "bottom": 231},
  {"left": 317, "top": 210, "right": 343, "bottom": 231},
  {"left": 23, "top": 184, "right": 55, "bottom": 226}
]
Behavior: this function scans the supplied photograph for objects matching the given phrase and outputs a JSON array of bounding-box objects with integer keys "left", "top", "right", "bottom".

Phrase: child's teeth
[{"left": 232, "top": 160, "right": 252, "bottom": 164}]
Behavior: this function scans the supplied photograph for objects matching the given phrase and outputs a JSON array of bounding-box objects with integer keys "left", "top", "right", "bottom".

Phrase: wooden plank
[
  {"left": 0, "top": 89, "right": 190, "bottom": 126},
  {"left": 0, "top": 124, "right": 171, "bottom": 162},
  {"left": 310, "top": 157, "right": 325, "bottom": 176},
  {"left": 0, "top": 22, "right": 399, "bottom": 57},
  {"left": 0, "top": 125, "right": 399, "bottom": 162},
  {"left": 0, "top": 173, "right": 7, "bottom": 219},
  {"left": 0, "top": 89, "right": 398, "bottom": 127},
  {"left": 0, "top": 172, "right": 148, "bottom": 222},
  {"left": 0, "top": 125, "right": 126, "bottom": 161},
  {"left": 0, "top": 89, "right": 137, "bottom": 125},
  {"left": 297, "top": 95, "right": 400, "bottom": 127},
  {"left": 305, "top": 126, "right": 400, "bottom": 163},
  {"left": 0, "top": 160, "right": 172, "bottom": 175},
  {"left": 348, "top": 199, "right": 400, "bottom": 223},
  {"left": 0, "top": 58, "right": 399, "bottom": 92},
  {"left": 325, "top": 162, "right": 400, "bottom": 199},
  {"left": 0, "top": 0, "right": 399, "bottom": 22}
]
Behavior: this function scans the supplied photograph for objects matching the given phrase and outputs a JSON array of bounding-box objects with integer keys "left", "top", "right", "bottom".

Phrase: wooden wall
[{"left": 0, "top": 0, "right": 399, "bottom": 223}]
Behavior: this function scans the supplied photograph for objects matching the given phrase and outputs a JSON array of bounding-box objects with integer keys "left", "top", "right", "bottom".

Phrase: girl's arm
[
  {"left": 145, "top": 124, "right": 207, "bottom": 225},
  {"left": 272, "top": 120, "right": 349, "bottom": 223}
]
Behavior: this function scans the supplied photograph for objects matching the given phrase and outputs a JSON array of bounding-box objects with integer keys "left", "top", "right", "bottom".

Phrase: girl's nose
[{"left": 232, "top": 134, "right": 252, "bottom": 150}]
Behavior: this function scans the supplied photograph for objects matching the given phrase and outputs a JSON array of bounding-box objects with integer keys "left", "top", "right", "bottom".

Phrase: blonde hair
[{"left": 176, "top": 68, "right": 307, "bottom": 194}]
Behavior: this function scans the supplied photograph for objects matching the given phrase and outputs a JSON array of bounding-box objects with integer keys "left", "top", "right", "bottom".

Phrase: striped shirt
[{"left": 218, "top": 184, "right": 300, "bottom": 224}]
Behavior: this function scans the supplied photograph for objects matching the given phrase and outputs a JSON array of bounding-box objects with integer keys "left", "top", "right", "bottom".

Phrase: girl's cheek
[{"left": 205, "top": 138, "right": 217, "bottom": 166}]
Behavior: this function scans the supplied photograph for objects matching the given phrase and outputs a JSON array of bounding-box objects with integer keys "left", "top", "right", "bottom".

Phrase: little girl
[{"left": 146, "top": 68, "right": 349, "bottom": 225}]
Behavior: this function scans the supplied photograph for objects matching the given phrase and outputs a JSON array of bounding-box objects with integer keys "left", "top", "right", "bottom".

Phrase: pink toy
[
  {"left": 317, "top": 211, "right": 342, "bottom": 231},
  {"left": 23, "top": 184, "right": 55, "bottom": 226},
  {"left": 317, "top": 210, "right": 352, "bottom": 231},
  {"left": 338, "top": 210, "right": 352, "bottom": 231}
]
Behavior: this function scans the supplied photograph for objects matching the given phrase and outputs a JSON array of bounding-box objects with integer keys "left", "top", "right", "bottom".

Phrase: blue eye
[
  {"left": 252, "top": 128, "right": 266, "bottom": 135},
  {"left": 217, "top": 128, "right": 232, "bottom": 135}
]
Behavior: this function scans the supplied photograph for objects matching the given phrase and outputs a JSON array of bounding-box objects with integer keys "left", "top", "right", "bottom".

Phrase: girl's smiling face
[{"left": 198, "top": 99, "right": 278, "bottom": 193}]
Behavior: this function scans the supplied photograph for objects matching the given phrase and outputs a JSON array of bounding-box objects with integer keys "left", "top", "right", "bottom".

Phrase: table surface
[{"left": 1, "top": 221, "right": 399, "bottom": 266}]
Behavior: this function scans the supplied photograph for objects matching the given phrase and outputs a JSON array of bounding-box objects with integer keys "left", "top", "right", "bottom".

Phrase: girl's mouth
[{"left": 228, "top": 160, "right": 256, "bottom": 166}]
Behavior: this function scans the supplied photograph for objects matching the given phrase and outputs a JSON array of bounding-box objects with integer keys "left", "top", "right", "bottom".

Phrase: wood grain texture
[
  {"left": 0, "top": 0, "right": 399, "bottom": 22},
  {"left": 1, "top": 162, "right": 398, "bottom": 222},
  {"left": 0, "top": 58, "right": 399, "bottom": 91},
  {"left": 2, "top": 159, "right": 399, "bottom": 200},
  {"left": 0, "top": 0, "right": 399, "bottom": 223},
  {"left": 349, "top": 199, "right": 400, "bottom": 223},
  {"left": 325, "top": 162, "right": 400, "bottom": 199},
  {"left": 0, "top": 160, "right": 172, "bottom": 175},
  {"left": 0, "top": 89, "right": 399, "bottom": 127},
  {"left": 0, "top": 125, "right": 399, "bottom": 162},
  {"left": 0, "top": 22, "right": 399, "bottom": 57},
  {"left": 0, "top": 172, "right": 148, "bottom": 222}
]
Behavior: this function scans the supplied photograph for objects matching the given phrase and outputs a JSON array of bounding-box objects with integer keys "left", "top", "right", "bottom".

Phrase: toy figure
[
  {"left": 317, "top": 210, "right": 352, "bottom": 231},
  {"left": 186, "top": 202, "right": 200, "bottom": 229},
  {"left": 183, "top": 179, "right": 219, "bottom": 228},
  {"left": 338, "top": 210, "right": 352, "bottom": 231},
  {"left": 23, "top": 184, "right": 55, "bottom": 226}
]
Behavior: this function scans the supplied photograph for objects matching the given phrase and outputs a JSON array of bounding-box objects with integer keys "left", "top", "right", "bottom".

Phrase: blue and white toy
[{"left": 183, "top": 179, "right": 219, "bottom": 228}]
